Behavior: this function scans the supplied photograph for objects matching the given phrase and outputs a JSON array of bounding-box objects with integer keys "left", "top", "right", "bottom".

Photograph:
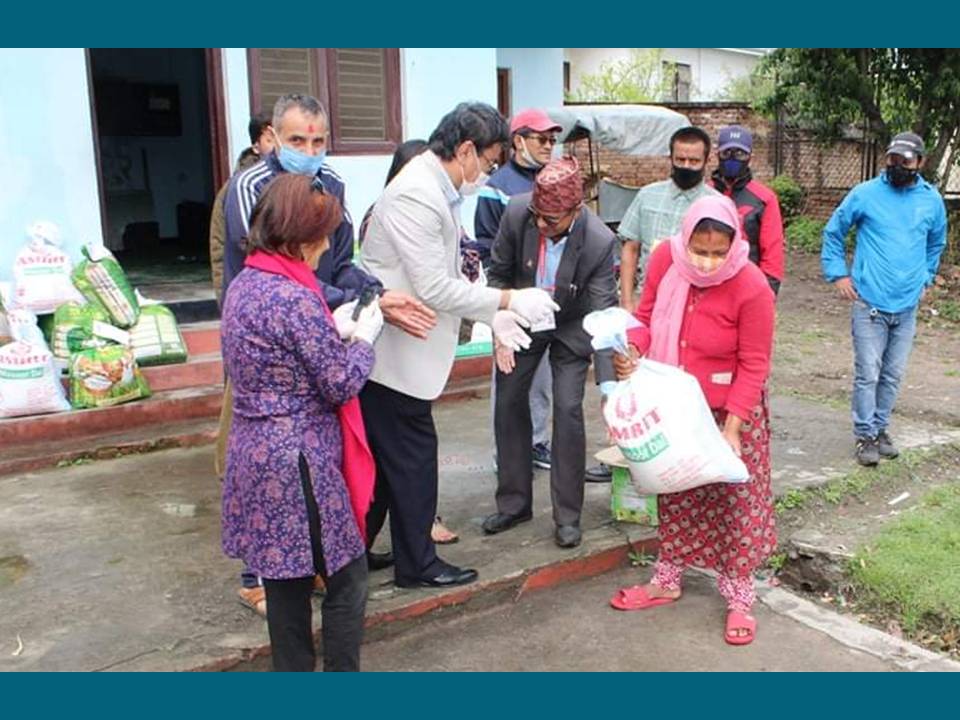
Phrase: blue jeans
[{"left": 851, "top": 300, "right": 917, "bottom": 439}]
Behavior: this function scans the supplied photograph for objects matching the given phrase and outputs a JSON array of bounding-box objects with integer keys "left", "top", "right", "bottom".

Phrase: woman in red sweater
[{"left": 609, "top": 195, "right": 776, "bottom": 646}]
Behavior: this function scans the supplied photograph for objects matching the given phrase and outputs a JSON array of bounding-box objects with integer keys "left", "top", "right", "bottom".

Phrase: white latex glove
[
  {"left": 491, "top": 309, "right": 532, "bottom": 352},
  {"left": 332, "top": 300, "right": 359, "bottom": 340},
  {"left": 508, "top": 288, "right": 559, "bottom": 325},
  {"left": 352, "top": 299, "right": 384, "bottom": 345}
]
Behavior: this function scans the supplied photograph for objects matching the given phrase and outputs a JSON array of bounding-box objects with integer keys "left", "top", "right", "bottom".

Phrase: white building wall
[
  {"left": 222, "top": 48, "right": 499, "bottom": 236},
  {"left": 565, "top": 48, "right": 765, "bottom": 101},
  {"left": 0, "top": 47, "right": 505, "bottom": 286},
  {"left": 222, "top": 48, "right": 252, "bottom": 164},
  {"left": 0, "top": 49, "right": 104, "bottom": 284},
  {"left": 496, "top": 48, "right": 565, "bottom": 114},
  {"left": 397, "top": 47, "right": 498, "bottom": 237}
]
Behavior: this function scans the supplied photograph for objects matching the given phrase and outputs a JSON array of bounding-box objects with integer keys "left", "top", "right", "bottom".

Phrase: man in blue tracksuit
[
  {"left": 475, "top": 108, "right": 562, "bottom": 472},
  {"left": 821, "top": 132, "right": 947, "bottom": 467}
]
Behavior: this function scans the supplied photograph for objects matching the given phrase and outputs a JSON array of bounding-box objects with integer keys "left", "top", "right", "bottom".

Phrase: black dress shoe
[
  {"left": 554, "top": 525, "right": 582, "bottom": 548},
  {"left": 481, "top": 511, "right": 533, "bottom": 535},
  {"left": 585, "top": 463, "right": 613, "bottom": 483},
  {"left": 395, "top": 562, "right": 478, "bottom": 589},
  {"left": 367, "top": 551, "right": 394, "bottom": 571}
]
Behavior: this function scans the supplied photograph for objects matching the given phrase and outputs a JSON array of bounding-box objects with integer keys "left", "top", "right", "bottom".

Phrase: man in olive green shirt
[{"left": 618, "top": 126, "right": 718, "bottom": 312}]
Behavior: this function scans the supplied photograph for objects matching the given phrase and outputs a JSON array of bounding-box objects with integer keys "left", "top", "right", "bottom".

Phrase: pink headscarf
[{"left": 647, "top": 195, "right": 750, "bottom": 366}]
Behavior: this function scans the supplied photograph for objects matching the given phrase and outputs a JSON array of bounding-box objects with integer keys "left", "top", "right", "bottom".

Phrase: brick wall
[
  {"left": 804, "top": 189, "right": 850, "bottom": 221},
  {"left": 566, "top": 102, "right": 866, "bottom": 221}
]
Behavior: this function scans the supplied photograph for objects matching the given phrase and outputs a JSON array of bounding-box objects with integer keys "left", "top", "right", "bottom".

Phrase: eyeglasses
[
  {"left": 528, "top": 204, "right": 572, "bottom": 226},
  {"left": 718, "top": 148, "right": 750, "bottom": 161},
  {"left": 522, "top": 133, "right": 558, "bottom": 147},
  {"left": 481, "top": 153, "right": 500, "bottom": 174}
]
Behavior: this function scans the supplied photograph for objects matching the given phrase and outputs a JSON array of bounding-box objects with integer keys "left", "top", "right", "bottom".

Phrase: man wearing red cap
[
  {"left": 476, "top": 108, "right": 562, "bottom": 262},
  {"left": 483, "top": 156, "right": 618, "bottom": 549},
  {"left": 476, "top": 108, "right": 563, "bottom": 472}
]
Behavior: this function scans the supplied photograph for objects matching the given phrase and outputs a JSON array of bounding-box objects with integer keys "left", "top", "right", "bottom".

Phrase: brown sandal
[
  {"left": 431, "top": 516, "right": 459, "bottom": 544},
  {"left": 237, "top": 586, "right": 267, "bottom": 617}
]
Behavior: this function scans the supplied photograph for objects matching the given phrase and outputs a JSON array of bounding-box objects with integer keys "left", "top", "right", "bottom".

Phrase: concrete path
[
  {"left": 360, "top": 569, "right": 902, "bottom": 672},
  {"left": 1, "top": 388, "right": 956, "bottom": 671}
]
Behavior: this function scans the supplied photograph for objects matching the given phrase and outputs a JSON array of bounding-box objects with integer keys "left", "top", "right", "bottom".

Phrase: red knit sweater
[{"left": 626, "top": 242, "right": 776, "bottom": 420}]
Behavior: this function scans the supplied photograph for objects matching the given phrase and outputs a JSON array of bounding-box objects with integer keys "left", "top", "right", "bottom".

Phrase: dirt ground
[
  {"left": 772, "top": 253, "right": 960, "bottom": 429},
  {"left": 766, "top": 251, "right": 960, "bottom": 659}
]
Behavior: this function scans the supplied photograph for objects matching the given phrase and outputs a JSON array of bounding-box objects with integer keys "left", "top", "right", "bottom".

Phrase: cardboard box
[{"left": 596, "top": 445, "right": 658, "bottom": 526}]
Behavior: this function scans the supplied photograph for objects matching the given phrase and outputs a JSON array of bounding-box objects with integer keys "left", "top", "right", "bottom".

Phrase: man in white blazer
[{"left": 360, "top": 102, "right": 558, "bottom": 588}]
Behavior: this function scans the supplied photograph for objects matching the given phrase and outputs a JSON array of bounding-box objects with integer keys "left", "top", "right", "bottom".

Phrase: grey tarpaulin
[
  {"left": 546, "top": 104, "right": 691, "bottom": 157},
  {"left": 598, "top": 178, "right": 641, "bottom": 225}
]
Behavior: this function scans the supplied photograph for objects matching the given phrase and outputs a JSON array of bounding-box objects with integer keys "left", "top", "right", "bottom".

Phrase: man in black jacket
[{"left": 483, "top": 157, "right": 618, "bottom": 548}]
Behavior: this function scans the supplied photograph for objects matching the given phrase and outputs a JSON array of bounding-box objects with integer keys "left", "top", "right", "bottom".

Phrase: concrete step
[
  {"left": 0, "top": 419, "right": 219, "bottom": 477},
  {"left": 0, "top": 385, "right": 224, "bottom": 449},
  {"left": 140, "top": 353, "right": 222, "bottom": 393},
  {"left": 1, "top": 354, "right": 493, "bottom": 477},
  {"left": 181, "top": 321, "right": 221, "bottom": 356},
  {"left": 168, "top": 298, "right": 219, "bottom": 324}
]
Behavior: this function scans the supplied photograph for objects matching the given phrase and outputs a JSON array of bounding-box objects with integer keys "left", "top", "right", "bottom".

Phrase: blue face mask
[
  {"left": 721, "top": 158, "right": 746, "bottom": 179},
  {"left": 277, "top": 144, "right": 326, "bottom": 176}
]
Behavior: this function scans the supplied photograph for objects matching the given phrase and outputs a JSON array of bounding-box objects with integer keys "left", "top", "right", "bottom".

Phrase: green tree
[
  {"left": 714, "top": 67, "right": 776, "bottom": 105},
  {"left": 759, "top": 49, "right": 960, "bottom": 189},
  {"left": 568, "top": 49, "right": 673, "bottom": 103}
]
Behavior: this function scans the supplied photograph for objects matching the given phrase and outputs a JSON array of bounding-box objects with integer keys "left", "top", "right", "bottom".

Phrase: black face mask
[
  {"left": 887, "top": 165, "right": 919, "bottom": 188},
  {"left": 671, "top": 165, "right": 704, "bottom": 190}
]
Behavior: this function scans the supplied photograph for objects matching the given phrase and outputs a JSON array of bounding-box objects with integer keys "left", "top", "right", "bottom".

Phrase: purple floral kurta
[{"left": 220, "top": 268, "right": 374, "bottom": 579}]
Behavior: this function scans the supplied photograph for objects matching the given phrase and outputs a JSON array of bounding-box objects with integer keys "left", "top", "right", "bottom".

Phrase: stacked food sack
[
  {"left": 0, "top": 308, "right": 71, "bottom": 418},
  {"left": 0, "top": 222, "right": 190, "bottom": 417}
]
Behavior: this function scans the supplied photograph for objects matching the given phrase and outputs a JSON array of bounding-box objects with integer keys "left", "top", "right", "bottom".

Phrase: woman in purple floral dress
[{"left": 220, "top": 174, "right": 383, "bottom": 671}]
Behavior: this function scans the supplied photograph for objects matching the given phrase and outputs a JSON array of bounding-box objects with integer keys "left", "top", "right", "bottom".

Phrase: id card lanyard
[{"left": 536, "top": 234, "right": 555, "bottom": 295}]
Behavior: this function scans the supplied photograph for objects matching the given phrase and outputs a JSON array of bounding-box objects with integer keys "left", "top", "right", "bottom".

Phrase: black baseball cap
[{"left": 886, "top": 132, "right": 925, "bottom": 159}]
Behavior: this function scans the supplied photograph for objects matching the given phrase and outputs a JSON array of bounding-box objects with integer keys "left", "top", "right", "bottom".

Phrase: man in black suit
[{"left": 483, "top": 156, "right": 618, "bottom": 548}]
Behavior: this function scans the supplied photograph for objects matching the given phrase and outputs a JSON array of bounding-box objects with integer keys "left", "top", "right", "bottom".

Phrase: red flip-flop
[
  {"left": 725, "top": 611, "right": 757, "bottom": 646},
  {"left": 609, "top": 585, "right": 680, "bottom": 611}
]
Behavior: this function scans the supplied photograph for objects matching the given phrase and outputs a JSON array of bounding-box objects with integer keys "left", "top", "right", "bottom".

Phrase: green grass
[
  {"left": 785, "top": 216, "right": 826, "bottom": 254},
  {"left": 938, "top": 299, "right": 960, "bottom": 324},
  {"left": 766, "top": 551, "right": 788, "bottom": 572},
  {"left": 796, "top": 329, "right": 831, "bottom": 343},
  {"left": 628, "top": 545, "right": 655, "bottom": 568},
  {"left": 775, "top": 488, "right": 809, "bottom": 514},
  {"left": 850, "top": 484, "right": 960, "bottom": 633},
  {"left": 780, "top": 387, "right": 849, "bottom": 411}
]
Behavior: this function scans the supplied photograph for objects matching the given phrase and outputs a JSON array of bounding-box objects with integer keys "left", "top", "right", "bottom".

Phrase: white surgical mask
[
  {"left": 518, "top": 136, "right": 543, "bottom": 169},
  {"left": 458, "top": 146, "right": 489, "bottom": 196}
]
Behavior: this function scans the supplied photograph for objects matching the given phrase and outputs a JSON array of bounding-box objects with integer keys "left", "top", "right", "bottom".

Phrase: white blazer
[{"left": 360, "top": 151, "right": 501, "bottom": 400}]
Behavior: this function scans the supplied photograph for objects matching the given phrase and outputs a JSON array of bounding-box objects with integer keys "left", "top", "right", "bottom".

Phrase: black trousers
[
  {"left": 494, "top": 336, "right": 590, "bottom": 527},
  {"left": 261, "top": 454, "right": 368, "bottom": 672},
  {"left": 360, "top": 380, "right": 440, "bottom": 584}
]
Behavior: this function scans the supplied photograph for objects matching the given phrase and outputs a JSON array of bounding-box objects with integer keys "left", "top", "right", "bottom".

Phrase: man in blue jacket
[
  {"left": 223, "top": 93, "right": 433, "bottom": 336},
  {"left": 821, "top": 132, "right": 947, "bottom": 467},
  {"left": 475, "top": 108, "right": 562, "bottom": 472}
]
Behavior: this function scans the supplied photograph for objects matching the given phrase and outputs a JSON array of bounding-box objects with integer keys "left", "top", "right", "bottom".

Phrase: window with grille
[
  {"left": 662, "top": 61, "right": 692, "bottom": 103},
  {"left": 248, "top": 48, "right": 402, "bottom": 154}
]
